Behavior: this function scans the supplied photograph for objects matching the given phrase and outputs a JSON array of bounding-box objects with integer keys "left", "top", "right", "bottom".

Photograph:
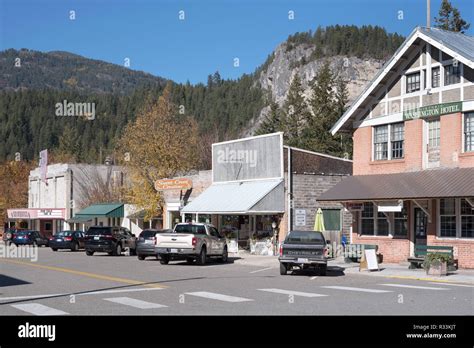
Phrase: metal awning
[
  {"left": 73, "top": 203, "right": 124, "bottom": 219},
  {"left": 318, "top": 167, "right": 474, "bottom": 201},
  {"left": 67, "top": 216, "right": 93, "bottom": 223},
  {"left": 181, "top": 179, "right": 285, "bottom": 214}
]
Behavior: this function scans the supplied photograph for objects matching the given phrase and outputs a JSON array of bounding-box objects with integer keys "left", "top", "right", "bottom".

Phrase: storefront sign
[
  {"left": 403, "top": 102, "right": 462, "bottom": 120},
  {"left": 7, "top": 208, "right": 65, "bottom": 219},
  {"left": 345, "top": 203, "right": 363, "bottom": 211},
  {"left": 154, "top": 178, "right": 193, "bottom": 191},
  {"left": 295, "top": 209, "right": 306, "bottom": 226}
]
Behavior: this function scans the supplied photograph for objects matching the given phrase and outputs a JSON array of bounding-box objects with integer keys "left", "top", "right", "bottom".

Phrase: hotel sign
[
  {"left": 403, "top": 102, "right": 462, "bottom": 120},
  {"left": 154, "top": 178, "right": 193, "bottom": 191}
]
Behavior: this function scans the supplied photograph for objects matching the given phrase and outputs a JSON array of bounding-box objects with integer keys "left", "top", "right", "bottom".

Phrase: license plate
[
  {"left": 94, "top": 236, "right": 100, "bottom": 240},
  {"left": 297, "top": 258, "right": 308, "bottom": 263},
  {"left": 170, "top": 248, "right": 178, "bottom": 253},
  {"left": 56, "top": 239, "right": 62, "bottom": 242}
]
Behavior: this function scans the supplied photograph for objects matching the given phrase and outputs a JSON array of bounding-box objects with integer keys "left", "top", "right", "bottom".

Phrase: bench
[{"left": 407, "top": 245, "right": 457, "bottom": 271}]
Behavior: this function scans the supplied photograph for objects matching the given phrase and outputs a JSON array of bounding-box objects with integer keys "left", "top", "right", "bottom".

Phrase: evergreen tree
[
  {"left": 256, "top": 100, "right": 283, "bottom": 135},
  {"left": 435, "top": 0, "right": 470, "bottom": 33},
  {"left": 281, "top": 74, "right": 310, "bottom": 147}
]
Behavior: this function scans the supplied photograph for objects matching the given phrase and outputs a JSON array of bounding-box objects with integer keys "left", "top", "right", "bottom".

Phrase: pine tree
[
  {"left": 435, "top": 0, "right": 470, "bottom": 33},
  {"left": 282, "top": 74, "right": 310, "bottom": 146},
  {"left": 256, "top": 100, "right": 283, "bottom": 135}
]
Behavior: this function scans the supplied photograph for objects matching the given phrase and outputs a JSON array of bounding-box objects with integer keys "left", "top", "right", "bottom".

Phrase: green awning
[{"left": 74, "top": 203, "right": 124, "bottom": 219}]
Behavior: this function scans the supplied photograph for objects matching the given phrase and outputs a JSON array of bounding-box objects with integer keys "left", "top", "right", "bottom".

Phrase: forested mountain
[
  {"left": 0, "top": 49, "right": 168, "bottom": 94},
  {"left": 0, "top": 25, "right": 405, "bottom": 165}
]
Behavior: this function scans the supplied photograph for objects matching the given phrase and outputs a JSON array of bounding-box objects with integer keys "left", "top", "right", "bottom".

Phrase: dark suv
[{"left": 84, "top": 226, "right": 137, "bottom": 256}]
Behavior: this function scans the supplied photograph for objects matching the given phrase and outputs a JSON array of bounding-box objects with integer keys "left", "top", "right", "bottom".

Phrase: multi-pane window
[
  {"left": 377, "top": 212, "right": 389, "bottom": 236},
  {"left": 465, "top": 113, "right": 474, "bottom": 152},
  {"left": 440, "top": 199, "right": 456, "bottom": 237},
  {"left": 428, "top": 119, "right": 441, "bottom": 148},
  {"left": 391, "top": 123, "right": 405, "bottom": 159},
  {"left": 374, "top": 125, "right": 388, "bottom": 160},
  {"left": 394, "top": 211, "right": 408, "bottom": 236},
  {"left": 444, "top": 64, "right": 461, "bottom": 85},
  {"left": 461, "top": 199, "right": 474, "bottom": 238},
  {"left": 361, "top": 203, "right": 375, "bottom": 235},
  {"left": 406, "top": 72, "right": 420, "bottom": 93},
  {"left": 431, "top": 67, "right": 440, "bottom": 88}
]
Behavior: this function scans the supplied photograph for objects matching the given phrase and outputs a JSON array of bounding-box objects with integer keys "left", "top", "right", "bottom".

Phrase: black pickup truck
[{"left": 278, "top": 230, "right": 329, "bottom": 275}]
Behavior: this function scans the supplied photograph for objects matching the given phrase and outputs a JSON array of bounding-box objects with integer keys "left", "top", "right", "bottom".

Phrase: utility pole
[{"left": 427, "top": 0, "right": 431, "bottom": 30}]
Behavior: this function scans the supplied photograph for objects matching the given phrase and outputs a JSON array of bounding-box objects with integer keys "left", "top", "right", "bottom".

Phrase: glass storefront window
[{"left": 198, "top": 214, "right": 211, "bottom": 224}]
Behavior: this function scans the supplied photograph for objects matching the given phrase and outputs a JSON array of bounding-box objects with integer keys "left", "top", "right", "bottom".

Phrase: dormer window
[{"left": 406, "top": 72, "right": 420, "bottom": 93}]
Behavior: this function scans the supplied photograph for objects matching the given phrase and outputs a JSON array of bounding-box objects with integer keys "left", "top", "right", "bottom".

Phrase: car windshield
[
  {"left": 140, "top": 230, "right": 157, "bottom": 238},
  {"left": 285, "top": 231, "right": 325, "bottom": 245},
  {"left": 86, "top": 228, "right": 112, "bottom": 236},
  {"left": 174, "top": 224, "right": 206, "bottom": 234},
  {"left": 55, "top": 231, "right": 73, "bottom": 237}
]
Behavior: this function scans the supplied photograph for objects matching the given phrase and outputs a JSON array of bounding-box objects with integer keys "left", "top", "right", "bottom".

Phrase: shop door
[
  {"left": 413, "top": 208, "right": 427, "bottom": 247},
  {"left": 425, "top": 118, "right": 440, "bottom": 168},
  {"left": 40, "top": 220, "right": 53, "bottom": 238}
]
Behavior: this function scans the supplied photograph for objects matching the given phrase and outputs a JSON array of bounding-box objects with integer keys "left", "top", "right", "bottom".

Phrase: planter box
[
  {"left": 250, "top": 238, "right": 274, "bottom": 256},
  {"left": 426, "top": 262, "right": 447, "bottom": 276},
  {"left": 226, "top": 239, "right": 238, "bottom": 253}
]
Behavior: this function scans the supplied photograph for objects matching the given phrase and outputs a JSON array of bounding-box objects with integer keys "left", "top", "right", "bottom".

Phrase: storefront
[
  {"left": 7, "top": 208, "right": 66, "bottom": 237},
  {"left": 68, "top": 203, "right": 124, "bottom": 232}
]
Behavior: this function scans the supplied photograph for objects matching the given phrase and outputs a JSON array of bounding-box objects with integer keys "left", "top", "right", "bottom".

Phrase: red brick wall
[
  {"left": 427, "top": 236, "right": 474, "bottom": 269},
  {"left": 351, "top": 233, "right": 411, "bottom": 263},
  {"left": 353, "top": 113, "right": 474, "bottom": 175}
]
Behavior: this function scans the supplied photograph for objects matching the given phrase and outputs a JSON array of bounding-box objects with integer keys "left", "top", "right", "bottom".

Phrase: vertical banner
[{"left": 39, "top": 149, "right": 48, "bottom": 184}]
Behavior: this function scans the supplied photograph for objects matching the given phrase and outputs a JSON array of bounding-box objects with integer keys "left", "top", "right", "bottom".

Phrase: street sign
[{"left": 295, "top": 209, "right": 306, "bottom": 226}]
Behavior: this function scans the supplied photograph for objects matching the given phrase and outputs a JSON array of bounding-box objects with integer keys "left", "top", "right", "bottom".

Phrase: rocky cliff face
[{"left": 244, "top": 42, "right": 385, "bottom": 136}]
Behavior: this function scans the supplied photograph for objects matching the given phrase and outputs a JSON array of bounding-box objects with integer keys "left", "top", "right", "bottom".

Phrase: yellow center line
[
  {"left": 0, "top": 259, "right": 166, "bottom": 289},
  {"left": 384, "top": 275, "right": 474, "bottom": 285}
]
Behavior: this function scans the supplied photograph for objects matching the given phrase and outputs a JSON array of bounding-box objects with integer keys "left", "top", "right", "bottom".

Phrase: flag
[{"left": 39, "top": 149, "right": 48, "bottom": 184}]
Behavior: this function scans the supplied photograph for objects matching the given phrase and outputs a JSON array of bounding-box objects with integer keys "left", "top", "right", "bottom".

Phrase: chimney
[{"left": 427, "top": 0, "right": 431, "bottom": 30}]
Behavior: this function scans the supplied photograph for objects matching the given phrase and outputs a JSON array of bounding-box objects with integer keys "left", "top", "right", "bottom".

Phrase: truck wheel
[
  {"left": 197, "top": 247, "right": 207, "bottom": 265},
  {"left": 86, "top": 250, "right": 94, "bottom": 256},
  {"left": 218, "top": 247, "right": 228, "bottom": 263},
  {"left": 319, "top": 265, "right": 327, "bottom": 276},
  {"left": 113, "top": 243, "right": 122, "bottom": 256},
  {"left": 160, "top": 256, "right": 169, "bottom": 265},
  {"left": 280, "top": 263, "right": 287, "bottom": 275}
]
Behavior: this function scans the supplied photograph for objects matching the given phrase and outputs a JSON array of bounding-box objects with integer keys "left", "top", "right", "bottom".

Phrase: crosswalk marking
[
  {"left": 428, "top": 282, "right": 474, "bottom": 288},
  {"left": 379, "top": 283, "right": 450, "bottom": 290},
  {"left": 11, "top": 303, "right": 69, "bottom": 316},
  {"left": 322, "top": 286, "right": 392, "bottom": 293},
  {"left": 185, "top": 291, "right": 253, "bottom": 302},
  {"left": 104, "top": 297, "right": 167, "bottom": 309},
  {"left": 257, "top": 288, "right": 327, "bottom": 297}
]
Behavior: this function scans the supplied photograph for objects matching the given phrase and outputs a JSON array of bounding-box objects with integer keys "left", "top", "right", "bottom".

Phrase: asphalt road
[{"left": 0, "top": 246, "right": 473, "bottom": 315}]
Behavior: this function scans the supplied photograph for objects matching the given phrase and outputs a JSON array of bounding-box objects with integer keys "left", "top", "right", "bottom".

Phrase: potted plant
[{"left": 423, "top": 253, "right": 452, "bottom": 276}]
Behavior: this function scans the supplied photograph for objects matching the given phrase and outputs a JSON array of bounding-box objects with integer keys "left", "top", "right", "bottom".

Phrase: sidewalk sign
[{"left": 364, "top": 249, "right": 379, "bottom": 271}]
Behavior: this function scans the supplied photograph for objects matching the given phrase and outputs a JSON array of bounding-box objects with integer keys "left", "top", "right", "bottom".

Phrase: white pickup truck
[{"left": 155, "top": 223, "right": 228, "bottom": 265}]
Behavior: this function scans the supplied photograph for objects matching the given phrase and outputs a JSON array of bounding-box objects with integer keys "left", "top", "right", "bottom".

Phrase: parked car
[
  {"left": 12, "top": 230, "right": 49, "bottom": 247},
  {"left": 84, "top": 226, "right": 137, "bottom": 256},
  {"left": 278, "top": 230, "right": 329, "bottom": 276},
  {"left": 2, "top": 228, "right": 27, "bottom": 246},
  {"left": 49, "top": 231, "right": 85, "bottom": 251},
  {"left": 155, "top": 223, "right": 228, "bottom": 265},
  {"left": 136, "top": 229, "right": 172, "bottom": 260}
]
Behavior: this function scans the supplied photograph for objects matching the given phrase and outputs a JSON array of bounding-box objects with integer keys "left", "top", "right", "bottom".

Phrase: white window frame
[
  {"left": 463, "top": 112, "right": 474, "bottom": 153},
  {"left": 437, "top": 198, "right": 474, "bottom": 240},
  {"left": 359, "top": 202, "right": 408, "bottom": 237},
  {"left": 373, "top": 122, "right": 405, "bottom": 161}
]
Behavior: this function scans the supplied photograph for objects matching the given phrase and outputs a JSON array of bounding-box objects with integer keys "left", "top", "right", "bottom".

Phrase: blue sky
[{"left": 1, "top": 0, "right": 473, "bottom": 84}]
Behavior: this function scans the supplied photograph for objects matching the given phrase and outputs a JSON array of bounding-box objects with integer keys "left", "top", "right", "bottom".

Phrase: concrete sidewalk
[{"left": 231, "top": 251, "right": 474, "bottom": 284}]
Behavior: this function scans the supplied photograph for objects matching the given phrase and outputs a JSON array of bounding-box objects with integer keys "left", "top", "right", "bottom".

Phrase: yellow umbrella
[{"left": 314, "top": 208, "right": 326, "bottom": 232}]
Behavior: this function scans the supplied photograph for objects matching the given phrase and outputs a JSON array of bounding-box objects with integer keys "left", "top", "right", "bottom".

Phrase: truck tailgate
[
  {"left": 156, "top": 233, "right": 193, "bottom": 249},
  {"left": 283, "top": 244, "right": 324, "bottom": 257}
]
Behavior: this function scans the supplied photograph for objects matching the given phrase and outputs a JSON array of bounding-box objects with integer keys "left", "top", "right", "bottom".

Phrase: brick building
[{"left": 320, "top": 27, "right": 474, "bottom": 268}]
